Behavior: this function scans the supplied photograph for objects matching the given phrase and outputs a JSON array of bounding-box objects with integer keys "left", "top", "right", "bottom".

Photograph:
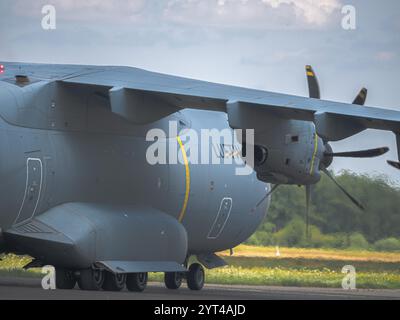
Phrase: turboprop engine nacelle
[
  {"left": 250, "top": 120, "right": 324, "bottom": 185},
  {"left": 228, "top": 101, "right": 325, "bottom": 185}
]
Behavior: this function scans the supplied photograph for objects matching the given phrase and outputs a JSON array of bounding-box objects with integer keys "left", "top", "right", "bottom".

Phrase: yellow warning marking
[
  {"left": 309, "top": 133, "right": 319, "bottom": 175},
  {"left": 307, "top": 71, "right": 314, "bottom": 77},
  {"left": 177, "top": 136, "right": 190, "bottom": 223}
]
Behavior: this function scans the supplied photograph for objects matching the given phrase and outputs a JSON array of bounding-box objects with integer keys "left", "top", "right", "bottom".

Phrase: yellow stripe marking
[
  {"left": 309, "top": 133, "right": 319, "bottom": 175},
  {"left": 177, "top": 136, "right": 190, "bottom": 223},
  {"left": 307, "top": 71, "right": 314, "bottom": 77}
]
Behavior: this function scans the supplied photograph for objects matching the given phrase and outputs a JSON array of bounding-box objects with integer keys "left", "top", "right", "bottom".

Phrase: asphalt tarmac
[{"left": 0, "top": 277, "right": 399, "bottom": 300}]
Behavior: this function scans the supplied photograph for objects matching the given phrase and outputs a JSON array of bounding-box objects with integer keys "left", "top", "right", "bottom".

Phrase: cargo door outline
[
  {"left": 14, "top": 158, "right": 43, "bottom": 225},
  {"left": 207, "top": 197, "right": 233, "bottom": 239}
]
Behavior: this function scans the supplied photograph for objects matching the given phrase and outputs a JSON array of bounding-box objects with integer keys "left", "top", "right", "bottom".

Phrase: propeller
[
  {"left": 352, "top": 87, "right": 368, "bottom": 105},
  {"left": 304, "top": 167, "right": 367, "bottom": 241},
  {"left": 388, "top": 160, "right": 400, "bottom": 169},
  {"left": 305, "top": 65, "right": 320, "bottom": 99},
  {"left": 305, "top": 184, "right": 312, "bottom": 240},
  {"left": 305, "top": 65, "right": 368, "bottom": 106},
  {"left": 324, "top": 147, "right": 389, "bottom": 158},
  {"left": 387, "top": 133, "right": 400, "bottom": 170},
  {"left": 254, "top": 184, "right": 280, "bottom": 209},
  {"left": 321, "top": 167, "right": 365, "bottom": 210},
  {"left": 302, "top": 66, "right": 386, "bottom": 240}
]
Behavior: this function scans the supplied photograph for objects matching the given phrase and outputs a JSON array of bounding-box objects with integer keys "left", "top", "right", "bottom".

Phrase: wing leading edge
[
  {"left": 58, "top": 65, "right": 400, "bottom": 133},
  {"left": 2, "top": 62, "right": 400, "bottom": 162}
]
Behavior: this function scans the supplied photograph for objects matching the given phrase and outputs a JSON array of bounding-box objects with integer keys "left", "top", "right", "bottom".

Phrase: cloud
[
  {"left": 8, "top": 0, "right": 341, "bottom": 29},
  {"left": 164, "top": 0, "right": 342, "bottom": 29},
  {"left": 266, "top": 0, "right": 341, "bottom": 25},
  {"left": 376, "top": 51, "right": 396, "bottom": 61},
  {"left": 12, "top": 0, "right": 147, "bottom": 22}
]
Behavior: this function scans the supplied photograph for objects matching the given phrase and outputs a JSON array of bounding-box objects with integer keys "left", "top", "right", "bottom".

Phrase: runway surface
[{"left": 0, "top": 277, "right": 399, "bottom": 300}]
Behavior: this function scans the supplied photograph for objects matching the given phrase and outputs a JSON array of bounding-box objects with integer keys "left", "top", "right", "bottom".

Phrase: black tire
[
  {"left": 56, "top": 268, "right": 76, "bottom": 289},
  {"left": 187, "top": 263, "right": 205, "bottom": 291},
  {"left": 164, "top": 272, "right": 183, "bottom": 290},
  {"left": 78, "top": 268, "right": 104, "bottom": 291},
  {"left": 126, "top": 272, "right": 148, "bottom": 292},
  {"left": 102, "top": 272, "right": 126, "bottom": 291}
]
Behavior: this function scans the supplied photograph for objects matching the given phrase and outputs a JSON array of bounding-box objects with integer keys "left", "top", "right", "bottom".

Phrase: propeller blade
[
  {"left": 388, "top": 134, "right": 400, "bottom": 169},
  {"left": 305, "top": 185, "right": 312, "bottom": 240},
  {"left": 254, "top": 184, "right": 280, "bottom": 209},
  {"left": 305, "top": 65, "right": 320, "bottom": 99},
  {"left": 322, "top": 168, "right": 365, "bottom": 211},
  {"left": 388, "top": 160, "right": 400, "bottom": 169},
  {"left": 324, "top": 147, "right": 389, "bottom": 158},
  {"left": 352, "top": 87, "right": 368, "bottom": 105}
]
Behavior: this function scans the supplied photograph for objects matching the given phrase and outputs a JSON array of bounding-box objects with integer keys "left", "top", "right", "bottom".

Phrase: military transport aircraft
[{"left": 0, "top": 62, "right": 398, "bottom": 292}]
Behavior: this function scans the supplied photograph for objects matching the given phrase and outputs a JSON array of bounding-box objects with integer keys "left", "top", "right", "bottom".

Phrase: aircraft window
[{"left": 291, "top": 135, "right": 299, "bottom": 142}]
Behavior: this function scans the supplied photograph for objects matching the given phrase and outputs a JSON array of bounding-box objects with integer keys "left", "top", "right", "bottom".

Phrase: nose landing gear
[
  {"left": 164, "top": 262, "right": 205, "bottom": 291},
  {"left": 186, "top": 263, "right": 205, "bottom": 291}
]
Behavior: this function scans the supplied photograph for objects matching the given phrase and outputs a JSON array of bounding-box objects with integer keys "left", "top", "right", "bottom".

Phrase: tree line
[{"left": 247, "top": 171, "right": 400, "bottom": 251}]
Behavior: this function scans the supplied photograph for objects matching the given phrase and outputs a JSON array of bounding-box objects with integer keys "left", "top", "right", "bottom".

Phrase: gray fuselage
[{"left": 0, "top": 100, "right": 269, "bottom": 255}]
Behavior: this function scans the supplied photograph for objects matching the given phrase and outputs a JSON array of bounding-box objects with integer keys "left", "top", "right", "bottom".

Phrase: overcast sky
[{"left": 0, "top": 0, "right": 399, "bottom": 184}]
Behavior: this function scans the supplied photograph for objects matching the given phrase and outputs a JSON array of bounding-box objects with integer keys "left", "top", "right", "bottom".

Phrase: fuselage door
[
  {"left": 207, "top": 197, "right": 232, "bottom": 239},
  {"left": 14, "top": 158, "right": 43, "bottom": 225}
]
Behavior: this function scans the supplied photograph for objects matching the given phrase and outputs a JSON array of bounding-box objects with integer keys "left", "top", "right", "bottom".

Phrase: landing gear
[
  {"left": 165, "top": 263, "right": 205, "bottom": 291},
  {"left": 55, "top": 268, "right": 76, "bottom": 289},
  {"left": 187, "top": 263, "right": 205, "bottom": 291},
  {"left": 126, "top": 272, "right": 148, "bottom": 292},
  {"left": 60, "top": 261, "right": 205, "bottom": 292},
  {"left": 102, "top": 271, "right": 126, "bottom": 291},
  {"left": 78, "top": 268, "right": 104, "bottom": 291},
  {"left": 164, "top": 272, "right": 183, "bottom": 290}
]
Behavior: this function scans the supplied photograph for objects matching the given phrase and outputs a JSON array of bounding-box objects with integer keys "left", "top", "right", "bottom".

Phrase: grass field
[{"left": 1, "top": 245, "right": 400, "bottom": 289}]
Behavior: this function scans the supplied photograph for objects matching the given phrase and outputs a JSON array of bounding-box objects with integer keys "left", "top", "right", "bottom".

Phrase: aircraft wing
[
  {"left": 60, "top": 65, "right": 400, "bottom": 139},
  {"left": 2, "top": 62, "right": 400, "bottom": 158}
]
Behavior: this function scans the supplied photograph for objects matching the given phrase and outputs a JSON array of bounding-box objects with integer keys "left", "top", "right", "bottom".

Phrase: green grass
[
  {"left": 147, "top": 266, "right": 400, "bottom": 289},
  {"left": 2, "top": 245, "right": 400, "bottom": 289},
  {"left": 0, "top": 254, "right": 41, "bottom": 278}
]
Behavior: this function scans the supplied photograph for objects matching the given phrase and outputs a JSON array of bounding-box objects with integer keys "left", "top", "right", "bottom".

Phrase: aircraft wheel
[
  {"left": 187, "top": 263, "right": 205, "bottom": 291},
  {"left": 56, "top": 268, "right": 76, "bottom": 289},
  {"left": 78, "top": 268, "right": 104, "bottom": 291},
  {"left": 164, "top": 272, "right": 183, "bottom": 290},
  {"left": 102, "top": 271, "right": 126, "bottom": 291},
  {"left": 126, "top": 272, "right": 148, "bottom": 292}
]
